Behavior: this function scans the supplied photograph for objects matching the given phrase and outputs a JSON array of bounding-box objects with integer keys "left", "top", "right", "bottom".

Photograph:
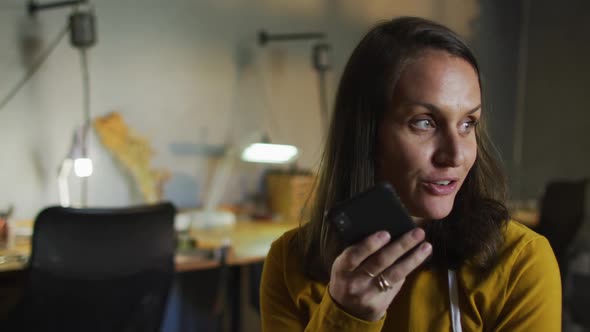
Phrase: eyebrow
[{"left": 405, "top": 101, "right": 482, "bottom": 115}]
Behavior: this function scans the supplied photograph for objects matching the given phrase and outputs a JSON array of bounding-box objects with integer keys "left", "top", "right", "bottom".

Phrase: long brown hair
[{"left": 299, "top": 17, "right": 509, "bottom": 282}]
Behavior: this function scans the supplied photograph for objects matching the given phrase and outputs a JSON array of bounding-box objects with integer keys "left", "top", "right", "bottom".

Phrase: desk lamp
[
  {"left": 57, "top": 129, "right": 93, "bottom": 207},
  {"left": 195, "top": 132, "right": 298, "bottom": 228},
  {"left": 28, "top": 0, "right": 97, "bottom": 206},
  {"left": 240, "top": 133, "right": 298, "bottom": 164}
]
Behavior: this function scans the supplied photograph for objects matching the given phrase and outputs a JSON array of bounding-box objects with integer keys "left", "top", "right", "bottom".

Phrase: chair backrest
[
  {"left": 536, "top": 179, "right": 588, "bottom": 272},
  {"left": 22, "top": 202, "right": 176, "bottom": 332}
]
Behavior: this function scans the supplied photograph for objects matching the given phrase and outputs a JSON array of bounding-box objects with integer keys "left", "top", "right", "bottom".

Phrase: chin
[{"left": 411, "top": 197, "right": 455, "bottom": 221}]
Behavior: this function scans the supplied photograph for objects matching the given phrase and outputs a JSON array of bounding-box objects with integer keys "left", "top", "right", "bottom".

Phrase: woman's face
[{"left": 376, "top": 50, "right": 481, "bottom": 224}]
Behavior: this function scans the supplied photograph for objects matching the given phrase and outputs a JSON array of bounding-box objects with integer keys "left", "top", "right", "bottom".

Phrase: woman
[{"left": 260, "top": 17, "right": 561, "bottom": 331}]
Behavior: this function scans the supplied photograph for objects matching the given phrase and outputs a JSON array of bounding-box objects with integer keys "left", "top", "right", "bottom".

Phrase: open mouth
[
  {"left": 433, "top": 180, "right": 452, "bottom": 186},
  {"left": 422, "top": 180, "right": 458, "bottom": 195}
]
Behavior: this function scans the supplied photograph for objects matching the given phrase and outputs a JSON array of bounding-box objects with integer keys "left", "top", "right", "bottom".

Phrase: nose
[{"left": 432, "top": 129, "right": 465, "bottom": 167}]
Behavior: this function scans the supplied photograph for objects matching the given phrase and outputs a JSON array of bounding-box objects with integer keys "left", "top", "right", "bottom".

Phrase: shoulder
[
  {"left": 269, "top": 226, "right": 328, "bottom": 292},
  {"left": 266, "top": 227, "right": 313, "bottom": 290},
  {"left": 461, "top": 220, "right": 558, "bottom": 298},
  {"left": 500, "top": 221, "right": 553, "bottom": 264},
  {"left": 264, "top": 226, "right": 328, "bottom": 312},
  {"left": 487, "top": 223, "right": 562, "bottom": 330},
  {"left": 494, "top": 220, "right": 560, "bottom": 298},
  {"left": 268, "top": 227, "right": 300, "bottom": 265},
  {"left": 459, "top": 221, "right": 561, "bottom": 330},
  {"left": 502, "top": 220, "right": 546, "bottom": 252}
]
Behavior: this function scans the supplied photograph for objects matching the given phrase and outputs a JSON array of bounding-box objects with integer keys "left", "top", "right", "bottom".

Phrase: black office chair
[
  {"left": 14, "top": 202, "right": 176, "bottom": 332},
  {"left": 536, "top": 179, "right": 588, "bottom": 276}
]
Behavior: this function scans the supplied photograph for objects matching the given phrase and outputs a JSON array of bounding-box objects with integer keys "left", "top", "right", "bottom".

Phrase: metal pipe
[
  {"left": 258, "top": 30, "right": 325, "bottom": 46},
  {"left": 28, "top": 0, "right": 87, "bottom": 15}
]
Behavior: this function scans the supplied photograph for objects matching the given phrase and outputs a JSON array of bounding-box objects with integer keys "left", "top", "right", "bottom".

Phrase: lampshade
[
  {"left": 241, "top": 143, "right": 298, "bottom": 164},
  {"left": 57, "top": 128, "right": 93, "bottom": 207},
  {"left": 65, "top": 128, "right": 93, "bottom": 177}
]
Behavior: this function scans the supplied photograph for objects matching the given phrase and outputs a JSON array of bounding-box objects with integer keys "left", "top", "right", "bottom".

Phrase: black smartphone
[{"left": 328, "top": 182, "right": 416, "bottom": 247}]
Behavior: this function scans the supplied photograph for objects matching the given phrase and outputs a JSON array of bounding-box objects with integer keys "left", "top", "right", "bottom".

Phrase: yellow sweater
[{"left": 260, "top": 221, "right": 561, "bottom": 331}]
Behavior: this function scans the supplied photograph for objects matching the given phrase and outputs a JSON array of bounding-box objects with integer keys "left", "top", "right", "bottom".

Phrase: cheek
[
  {"left": 397, "top": 143, "right": 430, "bottom": 173},
  {"left": 376, "top": 138, "right": 430, "bottom": 183}
]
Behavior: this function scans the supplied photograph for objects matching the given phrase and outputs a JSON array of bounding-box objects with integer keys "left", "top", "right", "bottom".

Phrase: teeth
[{"left": 435, "top": 181, "right": 451, "bottom": 185}]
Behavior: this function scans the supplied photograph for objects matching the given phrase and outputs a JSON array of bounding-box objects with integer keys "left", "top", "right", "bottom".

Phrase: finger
[
  {"left": 382, "top": 241, "right": 432, "bottom": 284},
  {"left": 361, "top": 228, "right": 425, "bottom": 274},
  {"left": 334, "top": 231, "right": 391, "bottom": 273}
]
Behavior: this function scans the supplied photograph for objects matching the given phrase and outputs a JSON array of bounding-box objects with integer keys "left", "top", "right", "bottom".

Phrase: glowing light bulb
[
  {"left": 73, "top": 158, "right": 93, "bottom": 177},
  {"left": 241, "top": 143, "right": 298, "bottom": 164}
]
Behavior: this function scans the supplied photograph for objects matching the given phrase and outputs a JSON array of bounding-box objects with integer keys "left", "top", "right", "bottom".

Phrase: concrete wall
[
  {"left": 517, "top": 0, "right": 590, "bottom": 199},
  {"left": 469, "top": 0, "right": 522, "bottom": 177}
]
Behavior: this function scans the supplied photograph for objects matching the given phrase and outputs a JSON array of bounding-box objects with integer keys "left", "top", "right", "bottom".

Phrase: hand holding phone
[{"left": 326, "top": 183, "right": 431, "bottom": 322}]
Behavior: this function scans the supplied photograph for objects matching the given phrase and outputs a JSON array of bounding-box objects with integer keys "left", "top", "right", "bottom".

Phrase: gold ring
[
  {"left": 377, "top": 273, "right": 393, "bottom": 291},
  {"left": 360, "top": 267, "right": 376, "bottom": 278}
]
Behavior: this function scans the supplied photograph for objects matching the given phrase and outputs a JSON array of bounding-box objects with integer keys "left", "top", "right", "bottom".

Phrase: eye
[
  {"left": 411, "top": 119, "right": 435, "bottom": 130},
  {"left": 460, "top": 119, "right": 479, "bottom": 133}
]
